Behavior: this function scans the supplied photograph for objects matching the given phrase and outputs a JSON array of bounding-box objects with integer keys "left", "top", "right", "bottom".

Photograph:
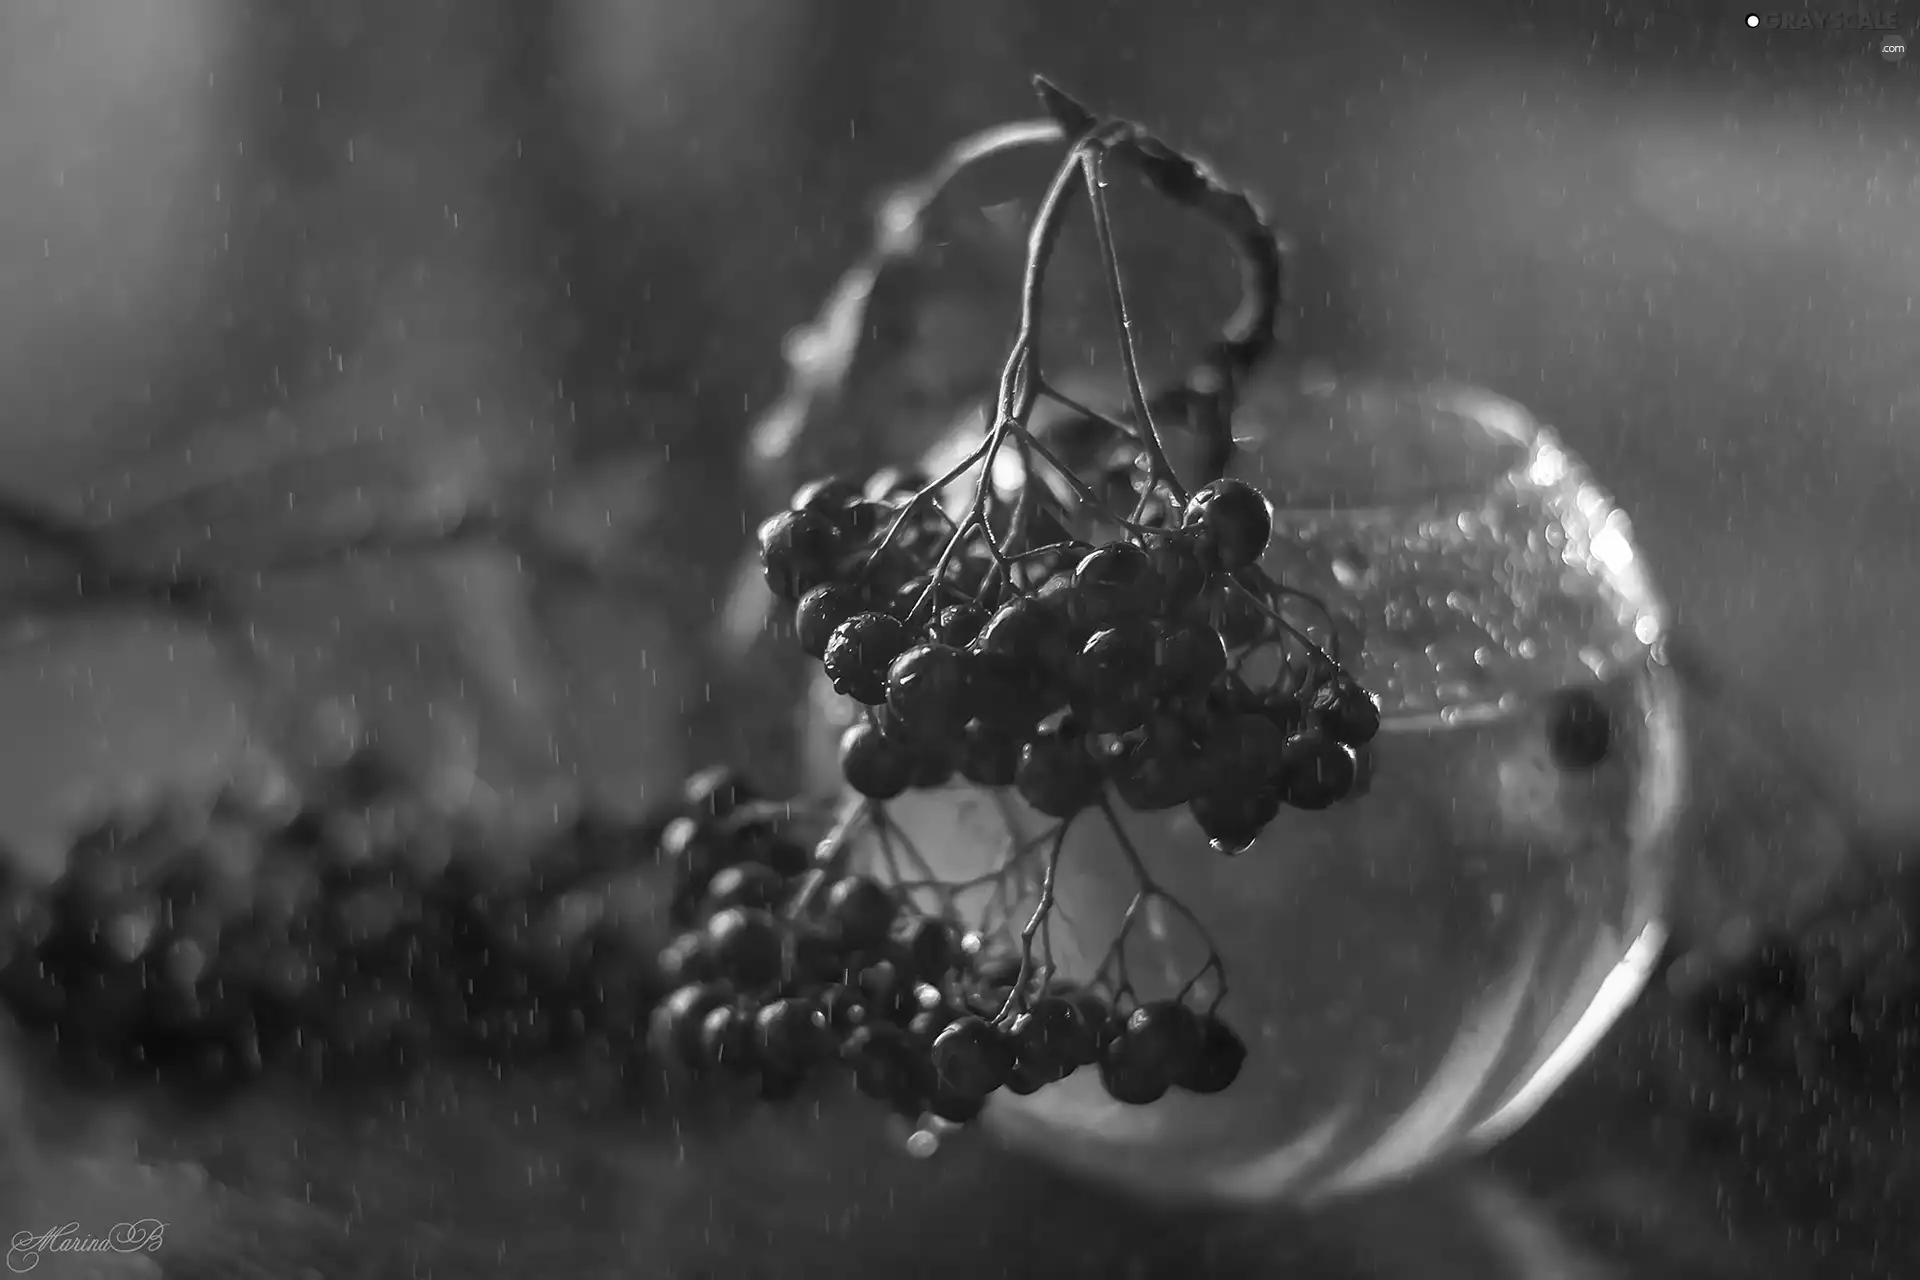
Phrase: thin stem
[{"left": 1079, "top": 148, "right": 1189, "bottom": 509}]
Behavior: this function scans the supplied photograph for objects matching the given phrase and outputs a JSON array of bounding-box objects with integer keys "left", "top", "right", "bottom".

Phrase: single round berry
[
  {"left": 891, "top": 914, "right": 956, "bottom": 980},
  {"left": 1016, "top": 719, "right": 1107, "bottom": 819},
  {"left": 975, "top": 596, "right": 1076, "bottom": 691},
  {"left": 904, "top": 739, "right": 959, "bottom": 791},
  {"left": 653, "top": 932, "right": 712, "bottom": 989},
  {"left": 1139, "top": 528, "right": 1211, "bottom": 614},
  {"left": 704, "top": 908, "right": 787, "bottom": 989},
  {"left": 681, "top": 765, "right": 757, "bottom": 819},
  {"left": 1126, "top": 1000, "right": 1205, "bottom": 1073},
  {"left": 964, "top": 666, "right": 1036, "bottom": 735},
  {"left": 1311, "top": 675, "right": 1381, "bottom": 748},
  {"left": 885, "top": 644, "right": 974, "bottom": 739},
  {"left": 1188, "top": 785, "right": 1282, "bottom": 855},
  {"left": 1181, "top": 479, "right": 1273, "bottom": 572},
  {"left": 658, "top": 816, "right": 747, "bottom": 890},
  {"left": 1067, "top": 621, "right": 1160, "bottom": 734},
  {"left": 702, "top": 863, "right": 788, "bottom": 914},
  {"left": 1545, "top": 687, "right": 1611, "bottom": 770},
  {"left": 1278, "top": 729, "right": 1358, "bottom": 811},
  {"left": 1097, "top": 1034, "right": 1173, "bottom": 1106},
  {"left": 1069, "top": 542, "right": 1157, "bottom": 630},
  {"left": 823, "top": 875, "right": 900, "bottom": 952},
  {"left": 1200, "top": 713, "right": 1288, "bottom": 791},
  {"left": 1152, "top": 621, "right": 1228, "bottom": 699},
  {"left": 1175, "top": 1014, "right": 1248, "bottom": 1095},
  {"left": 758, "top": 509, "right": 844, "bottom": 602},
  {"left": 790, "top": 475, "right": 866, "bottom": 516},
  {"left": 823, "top": 613, "right": 913, "bottom": 705},
  {"left": 928, "top": 1089, "right": 988, "bottom": 1124},
  {"left": 1110, "top": 722, "right": 1201, "bottom": 813},
  {"left": 1011, "top": 994, "right": 1102, "bottom": 1073},
  {"left": 930, "top": 1016, "right": 1017, "bottom": 1100},
  {"left": 796, "top": 584, "right": 869, "bottom": 659},
  {"left": 842, "top": 1022, "right": 915, "bottom": 1100},
  {"left": 958, "top": 721, "right": 1023, "bottom": 789},
  {"left": 935, "top": 602, "right": 990, "bottom": 648},
  {"left": 838, "top": 721, "right": 913, "bottom": 800},
  {"left": 699, "top": 1003, "right": 757, "bottom": 1073},
  {"left": 753, "top": 997, "right": 829, "bottom": 1074}
]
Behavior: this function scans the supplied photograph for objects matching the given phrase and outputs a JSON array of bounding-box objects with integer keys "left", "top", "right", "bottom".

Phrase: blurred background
[{"left": 0, "top": 0, "right": 1914, "bottom": 1272}]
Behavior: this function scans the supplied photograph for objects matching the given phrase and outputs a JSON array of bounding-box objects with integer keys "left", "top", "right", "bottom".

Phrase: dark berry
[
  {"left": 1176, "top": 1015, "right": 1248, "bottom": 1095},
  {"left": 717, "top": 813, "right": 811, "bottom": 877},
  {"left": 958, "top": 721, "right": 1023, "bottom": 788},
  {"left": 908, "top": 1007, "right": 959, "bottom": 1044},
  {"left": 1068, "top": 990, "right": 1118, "bottom": 1049},
  {"left": 1069, "top": 542, "right": 1158, "bottom": 630},
  {"left": 1153, "top": 621, "right": 1228, "bottom": 699},
  {"left": 818, "top": 983, "right": 868, "bottom": 1032},
  {"left": 1182, "top": 479, "right": 1273, "bottom": 572},
  {"left": 1098, "top": 1035, "right": 1173, "bottom": 1106},
  {"left": 753, "top": 997, "right": 829, "bottom": 1074},
  {"left": 1310, "top": 675, "right": 1381, "bottom": 748},
  {"left": 656, "top": 934, "right": 714, "bottom": 988},
  {"left": 856, "top": 960, "right": 914, "bottom": 1020},
  {"left": 934, "top": 603, "right": 990, "bottom": 647},
  {"left": 705, "top": 908, "right": 787, "bottom": 989},
  {"left": 790, "top": 475, "right": 866, "bottom": 516},
  {"left": 1546, "top": 687, "right": 1611, "bottom": 770},
  {"left": 904, "top": 739, "right": 959, "bottom": 790},
  {"left": 891, "top": 914, "right": 956, "bottom": 979},
  {"left": 758, "top": 509, "right": 844, "bottom": 602},
  {"left": 659, "top": 815, "right": 743, "bottom": 885},
  {"left": 928, "top": 1089, "right": 988, "bottom": 1124},
  {"left": 842, "top": 1022, "right": 914, "bottom": 1099},
  {"left": 1110, "top": 723, "right": 1201, "bottom": 813},
  {"left": 1188, "top": 786, "right": 1282, "bottom": 855},
  {"left": 1067, "top": 621, "right": 1160, "bottom": 733},
  {"left": 682, "top": 765, "right": 758, "bottom": 818},
  {"left": 1278, "top": 729, "right": 1357, "bottom": 810},
  {"left": 1011, "top": 994, "right": 1101, "bottom": 1073},
  {"left": 964, "top": 666, "right": 1036, "bottom": 735},
  {"left": 702, "top": 863, "right": 788, "bottom": 914},
  {"left": 823, "top": 875, "right": 899, "bottom": 952},
  {"left": 1139, "top": 528, "right": 1210, "bottom": 614},
  {"left": 931, "top": 1016, "right": 1017, "bottom": 1099},
  {"left": 838, "top": 721, "right": 913, "bottom": 800},
  {"left": 885, "top": 644, "right": 974, "bottom": 739},
  {"left": 975, "top": 596, "right": 1075, "bottom": 690},
  {"left": 823, "top": 612, "right": 913, "bottom": 704},
  {"left": 1016, "top": 718, "right": 1107, "bottom": 818},
  {"left": 647, "top": 981, "right": 737, "bottom": 1067},
  {"left": 796, "top": 584, "right": 869, "bottom": 659},
  {"left": 699, "top": 1003, "right": 757, "bottom": 1073},
  {"left": 1200, "top": 713, "right": 1288, "bottom": 790},
  {"left": 1127, "top": 1001, "right": 1204, "bottom": 1070}
]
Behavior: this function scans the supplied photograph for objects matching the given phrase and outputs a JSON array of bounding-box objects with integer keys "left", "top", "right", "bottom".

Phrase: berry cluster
[
  {"left": 742, "top": 84, "right": 1387, "bottom": 1123},
  {"left": 0, "top": 751, "right": 731, "bottom": 1090},
  {"left": 648, "top": 797, "right": 1246, "bottom": 1123},
  {"left": 763, "top": 470, "right": 1380, "bottom": 851}
]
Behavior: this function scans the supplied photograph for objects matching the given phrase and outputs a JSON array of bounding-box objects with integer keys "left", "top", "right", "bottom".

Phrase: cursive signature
[{"left": 7, "top": 1222, "right": 165, "bottom": 1274}]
